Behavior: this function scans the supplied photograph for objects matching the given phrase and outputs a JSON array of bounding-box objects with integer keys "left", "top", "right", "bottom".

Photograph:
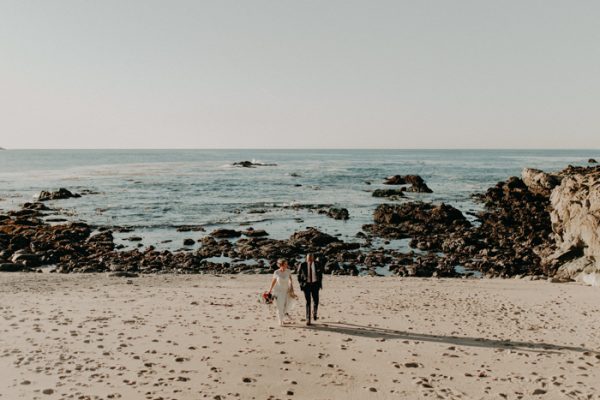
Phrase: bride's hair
[{"left": 277, "top": 258, "right": 287, "bottom": 266}]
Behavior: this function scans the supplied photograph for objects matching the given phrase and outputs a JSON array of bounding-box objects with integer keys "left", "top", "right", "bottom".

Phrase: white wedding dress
[{"left": 272, "top": 269, "right": 295, "bottom": 324}]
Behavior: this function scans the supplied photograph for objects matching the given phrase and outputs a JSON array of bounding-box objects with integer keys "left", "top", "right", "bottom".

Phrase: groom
[{"left": 297, "top": 253, "right": 323, "bottom": 326}]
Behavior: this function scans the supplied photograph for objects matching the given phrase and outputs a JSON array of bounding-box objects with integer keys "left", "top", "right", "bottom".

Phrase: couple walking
[{"left": 267, "top": 253, "right": 323, "bottom": 326}]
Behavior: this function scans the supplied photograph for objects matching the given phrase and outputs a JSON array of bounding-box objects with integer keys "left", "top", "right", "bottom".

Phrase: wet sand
[{"left": 1, "top": 273, "right": 599, "bottom": 400}]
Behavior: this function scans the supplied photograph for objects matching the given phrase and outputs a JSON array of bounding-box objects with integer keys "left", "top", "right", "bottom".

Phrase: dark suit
[{"left": 297, "top": 260, "right": 323, "bottom": 323}]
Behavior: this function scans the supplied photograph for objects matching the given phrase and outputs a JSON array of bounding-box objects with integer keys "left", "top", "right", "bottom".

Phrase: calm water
[{"left": 0, "top": 149, "right": 597, "bottom": 250}]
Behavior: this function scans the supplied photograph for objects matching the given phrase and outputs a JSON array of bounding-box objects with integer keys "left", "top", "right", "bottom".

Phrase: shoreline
[{"left": 1, "top": 273, "right": 598, "bottom": 399}]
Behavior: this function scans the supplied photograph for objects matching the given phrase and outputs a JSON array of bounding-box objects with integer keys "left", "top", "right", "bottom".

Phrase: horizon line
[{"left": 2, "top": 147, "right": 600, "bottom": 151}]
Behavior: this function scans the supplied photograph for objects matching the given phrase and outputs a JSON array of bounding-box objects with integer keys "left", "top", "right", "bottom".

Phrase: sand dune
[{"left": 1, "top": 273, "right": 599, "bottom": 399}]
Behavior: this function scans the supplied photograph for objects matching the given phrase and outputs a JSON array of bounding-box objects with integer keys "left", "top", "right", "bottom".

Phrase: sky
[{"left": 0, "top": 0, "right": 599, "bottom": 149}]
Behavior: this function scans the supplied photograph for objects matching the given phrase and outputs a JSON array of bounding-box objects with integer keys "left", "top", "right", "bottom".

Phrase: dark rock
[
  {"left": 233, "top": 161, "right": 277, "bottom": 168},
  {"left": 86, "top": 231, "right": 115, "bottom": 250},
  {"left": 319, "top": 207, "right": 350, "bottom": 220},
  {"left": 243, "top": 228, "right": 269, "bottom": 237},
  {"left": 289, "top": 228, "right": 339, "bottom": 248},
  {"left": 9, "top": 234, "right": 30, "bottom": 251},
  {"left": 176, "top": 225, "right": 206, "bottom": 232},
  {"left": 589, "top": 158, "right": 597, "bottom": 164},
  {"left": 23, "top": 202, "right": 51, "bottom": 211},
  {"left": 363, "top": 202, "right": 472, "bottom": 275},
  {"left": 113, "top": 226, "right": 134, "bottom": 233},
  {"left": 403, "top": 175, "right": 433, "bottom": 193},
  {"left": 210, "top": 229, "right": 242, "bottom": 238},
  {"left": 183, "top": 238, "right": 195, "bottom": 246},
  {"left": 465, "top": 176, "right": 553, "bottom": 276},
  {"left": 371, "top": 202, "right": 468, "bottom": 229},
  {"left": 384, "top": 175, "right": 407, "bottom": 185},
  {"left": 0, "top": 263, "right": 28, "bottom": 272},
  {"left": 11, "top": 252, "right": 41, "bottom": 267},
  {"left": 38, "top": 188, "right": 81, "bottom": 201},
  {"left": 383, "top": 175, "right": 433, "bottom": 193},
  {"left": 372, "top": 189, "right": 405, "bottom": 199}
]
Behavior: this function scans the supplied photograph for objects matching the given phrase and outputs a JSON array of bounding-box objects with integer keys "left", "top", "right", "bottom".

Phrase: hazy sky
[{"left": 1, "top": 1, "right": 599, "bottom": 149}]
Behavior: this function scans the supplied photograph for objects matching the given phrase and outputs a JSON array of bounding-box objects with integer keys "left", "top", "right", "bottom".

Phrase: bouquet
[{"left": 260, "top": 292, "right": 274, "bottom": 304}]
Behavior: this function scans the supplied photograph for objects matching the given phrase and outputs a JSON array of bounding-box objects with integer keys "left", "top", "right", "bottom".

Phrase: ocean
[{"left": 0, "top": 149, "right": 598, "bottom": 251}]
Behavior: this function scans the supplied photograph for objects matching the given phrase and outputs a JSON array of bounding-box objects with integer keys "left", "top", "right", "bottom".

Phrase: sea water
[{"left": 0, "top": 149, "right": 597, "bottom": 251}]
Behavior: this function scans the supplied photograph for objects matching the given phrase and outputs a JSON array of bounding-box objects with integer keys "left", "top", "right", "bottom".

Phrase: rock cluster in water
[
  {"left": 37, "top": 188, "right": 81, "bottom": 201},
  {"left": 383, "top": 175, "right": 433, "bottom": 193}
]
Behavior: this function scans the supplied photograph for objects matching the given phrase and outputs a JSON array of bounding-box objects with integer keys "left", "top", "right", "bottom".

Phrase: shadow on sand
[{"left": 291, "top": 321, "right": 597, "bottom": 355}]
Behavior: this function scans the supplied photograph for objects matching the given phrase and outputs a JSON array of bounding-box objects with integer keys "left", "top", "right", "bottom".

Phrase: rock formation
[
  {"left": 383, "top": 175, "right": 433, "bottom": 193},
  {"left": 521, "top": 168, "right": 562, "bottom": 196},
  {"left": 546, "top": 166, "right": 600, "bottom": 286},
  {"left": 37, "top": 188, "right": 81, "bottom": 201}
]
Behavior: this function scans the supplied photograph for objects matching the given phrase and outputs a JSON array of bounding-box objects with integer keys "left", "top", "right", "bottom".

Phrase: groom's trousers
[{"left": 303, "top": 282, "right": 320, "bottom": 320}]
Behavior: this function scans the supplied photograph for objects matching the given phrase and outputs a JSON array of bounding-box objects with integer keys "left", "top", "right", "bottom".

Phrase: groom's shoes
[{"left": 313, "top": 308, "right": 318, "bottom": 321}]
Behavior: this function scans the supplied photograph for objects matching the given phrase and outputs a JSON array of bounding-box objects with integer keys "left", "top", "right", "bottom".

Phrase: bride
[{"left": 267, "top": 258, "right": 297, "bottom": 326}]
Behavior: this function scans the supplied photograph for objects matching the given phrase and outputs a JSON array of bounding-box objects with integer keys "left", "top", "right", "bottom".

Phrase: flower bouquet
[{"left": 259, "top": 291, "right": 274, "bottom": 304}]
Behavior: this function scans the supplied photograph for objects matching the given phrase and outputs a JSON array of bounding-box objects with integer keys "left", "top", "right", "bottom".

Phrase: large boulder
[{"left": 548, "top": 166, "right": 600, "bottom": 286}]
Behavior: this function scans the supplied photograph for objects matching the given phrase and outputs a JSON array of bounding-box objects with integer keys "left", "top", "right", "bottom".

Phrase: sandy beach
[{"left": 0, "top": 273, "right": 598, "bottom": 400}]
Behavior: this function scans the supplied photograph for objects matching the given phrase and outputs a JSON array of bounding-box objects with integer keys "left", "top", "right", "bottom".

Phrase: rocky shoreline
[{"left": 1, "top": 166, "right": 599, "bottom": 285}]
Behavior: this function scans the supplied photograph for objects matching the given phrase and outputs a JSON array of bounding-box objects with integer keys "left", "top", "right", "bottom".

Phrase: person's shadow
[{"left": 291, "top": 321, "right": 597, "bottom": 355}]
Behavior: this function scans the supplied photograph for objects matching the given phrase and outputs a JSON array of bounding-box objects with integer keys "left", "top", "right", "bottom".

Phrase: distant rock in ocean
[
  {"left": 233, "top": 160, "right": 277, "bottom": 168},
  {"left": 383, "top": 174, "right": 433, "bottom": 193},
  {"left": 0, "top": 147, "right": 5, "bottom": 150},
  {"left": 37, "top": 188, "right": 81, "bottom": 201}
]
